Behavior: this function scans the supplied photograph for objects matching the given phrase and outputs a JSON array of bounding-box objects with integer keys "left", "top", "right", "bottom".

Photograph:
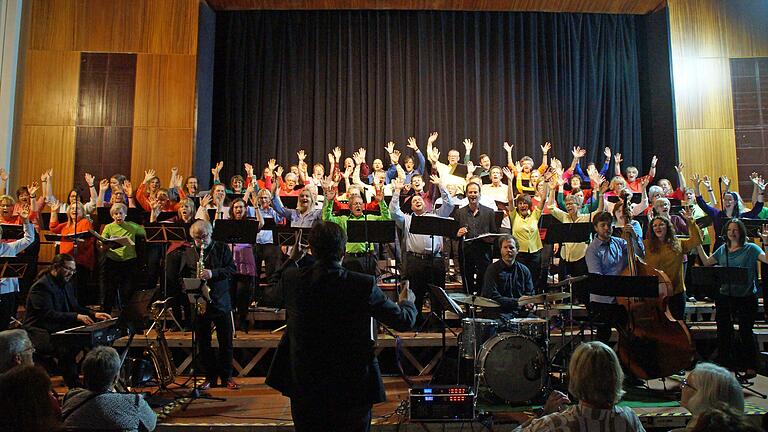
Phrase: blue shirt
[
  {"left": 712, "top": 242, "right": 764, "bottom": 297},
  {"left": 585, "top": 236, "right": 628, "bottom": 304}
]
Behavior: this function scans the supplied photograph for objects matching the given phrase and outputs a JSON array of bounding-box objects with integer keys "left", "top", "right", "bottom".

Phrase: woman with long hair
[
  {"left": 697, "top": 219, "right": 768, "bottom": 379},
  {"left": 643, "top": 208, "right": 702, "bottom": 320},
  {"left": 48, "top": 201, "right": 96, "bottom": 305}
]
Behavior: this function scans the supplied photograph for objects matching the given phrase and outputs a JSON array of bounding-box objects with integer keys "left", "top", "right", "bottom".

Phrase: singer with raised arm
[
  {"left": 0, "top": 203, "right": 35, "bottom": 331},
  {"left": 178, "top": 220, "right": 238, "bottom": 390},
  {"left": 24, "top": 254, "right": 111, "bottom": 388}
]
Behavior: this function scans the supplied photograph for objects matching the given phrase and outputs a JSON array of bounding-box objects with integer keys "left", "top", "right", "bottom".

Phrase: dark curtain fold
[{"left": 212, "top": 10, "right": 641, "bottom": 177}]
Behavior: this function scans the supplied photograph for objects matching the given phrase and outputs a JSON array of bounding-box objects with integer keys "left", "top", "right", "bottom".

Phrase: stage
[{"left": 50, "top": 374, "right": 768, "bottom": 431}]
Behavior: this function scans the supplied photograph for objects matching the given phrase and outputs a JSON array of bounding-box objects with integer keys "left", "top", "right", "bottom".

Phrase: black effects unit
[{"left": 409, "top": 385, "right": 475, "bottom": 422}]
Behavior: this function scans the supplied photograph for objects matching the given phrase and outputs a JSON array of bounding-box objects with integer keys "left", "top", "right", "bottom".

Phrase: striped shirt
[{"left": 515, "top": 405, "right": 645, "bottom": 432}]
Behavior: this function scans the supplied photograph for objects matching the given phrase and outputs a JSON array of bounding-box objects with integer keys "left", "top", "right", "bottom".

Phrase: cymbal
[
  {"left": 518, "top": 292, "right": 572, "bottom": 305},
  {"left": 548, "top": 275, "right": 589, "bottom": 289},
  {"left": 448, "top": 293, "right": 500, "bottom": 308}
]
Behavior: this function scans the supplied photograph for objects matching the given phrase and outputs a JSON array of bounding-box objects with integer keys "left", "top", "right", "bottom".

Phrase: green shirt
[
  {"left": 101, "top": 221, "right": 146, "bottom": 261},
  {"left": 322, "top": 198, "right": 391, "bottom": 253}
]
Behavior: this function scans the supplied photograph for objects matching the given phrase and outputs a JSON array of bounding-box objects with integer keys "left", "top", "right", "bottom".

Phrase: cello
[{"left": 616, "top": 197, "right": 695, "bottom": 379}]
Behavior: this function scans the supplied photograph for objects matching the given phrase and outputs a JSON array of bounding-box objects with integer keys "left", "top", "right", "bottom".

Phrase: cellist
[{"left": 585, "top": 209, "right": 645, "bottom": 344}]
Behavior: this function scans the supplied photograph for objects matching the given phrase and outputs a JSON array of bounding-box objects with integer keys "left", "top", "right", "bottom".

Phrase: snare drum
[
  {"left": 459, "top": 318, "right": 498, "bottom": 359},
  {"left": 504, "top": 317, "right": 548, "bottom": 343}
]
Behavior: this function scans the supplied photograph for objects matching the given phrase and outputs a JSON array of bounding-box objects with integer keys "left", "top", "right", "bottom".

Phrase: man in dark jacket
[
  {"left": 25, "top": 253, "right": 111, "bottom": 387},
  {"left": 267, "top": 221, "right": 417, "bottom": 432},
  {"left": 179, "top": 220, "right": 238, "bottom": 390}
]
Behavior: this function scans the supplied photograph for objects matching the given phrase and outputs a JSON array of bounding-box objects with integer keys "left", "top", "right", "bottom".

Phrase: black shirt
[
  {"left": 179, "top": 241, "right": 237, "bottom": 312},
  {"left": 481, "top": 259, "right": 534, "bottom": 314},
  {"left": 453, "top": 203, "right": 498, "bottom": 246}
]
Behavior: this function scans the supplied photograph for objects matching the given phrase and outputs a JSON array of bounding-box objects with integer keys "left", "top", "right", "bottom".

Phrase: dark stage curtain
[{"left": 212, "top": 10, "right": 642, "bottom": 178}]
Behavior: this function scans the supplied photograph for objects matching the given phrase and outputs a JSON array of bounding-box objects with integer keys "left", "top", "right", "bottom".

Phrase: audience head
[
  {"left": 520, "top": 156, "right": 534, "bottom": 172},
  {"left": 690, "top": 402, "right": 761, "bottom": 432},
  {"left": 612, "top": 200, "right": 628, "bottom": 224},
  {"left": 609, "top": 176, "right": 627, "bottom": 193},
  {"left": 722, "top": 191, "right": 744, "bottom": 216},
  {"left": 229, "top": 198, "right": 248, "bottom": 220},
  {"left": 0, "top": 195, "right": 15, "bottom": 219},
  {"left": 110, "top": 174, "right": 127, "bottom": 191},
  {"left": 15, "top": 186, "right": 31, "bottom": 205},
  {"left": 312, "top": 163, "right": 324, "bottom": 178},
  {"left": 230, "top": 175, "right": 244, "bottom": 192},
  {"left": 284, "top": 172, "right": 298, "bottom": 189},
  {"left": 110, "top": 202, "right": 128, "bottom": 224},
  {"left": 593, "top": 211, "right": 614, "bottom": 240},
  {"left": 0, "top": 329, "right": 34, "bottom": 373},
  {"left": 479, "top": 154, "right": 491, "bottom": 170},
  {"left": 498, "top": 235, "right": 517, "bottom": 263},
  {"left": 50, "top": 254, "right": 77, "bottom": 284},
  {"left": 681, "top": 362, "right": 743, "bottom": 417},
  {"left": 411, "top": 174, "right": 424, "bottom": 191},
  {"left": 569, "top": 175, "right": 582, "bottom": 190},
  {"left": 648, "top": 185, "right": 663, "bottom": 204},
  {"left": 110, "top": 188, "right": 127, "bottom": 205},
  {"left": 653, "top": 196, "right": 671, "bottom": 216},
  {"left": 177, "top": 198, "right": 196, "bottom": 222},
  {"left": 190, "top": 220, "right": 213, "bottom": 249},
  {"left": 465, "top": 182, "right": 481, "bottom": 206},
  {"left": 515, "top": 193, "right": 532, "bottom": 215},
  {"left": 344, "top": 157, "right": 355, "bottom": 170},
  {"left": 289, "top": 165, "right": 300, "bottom": 175},
  {"left": 568, "top": 341, "right": 624, "bottom": 408},
  {"left": 404, "top": 155, "right": 416, "bottom": 172},
  {"left": 212, "top": 183, "right": 227, "bottom": 204},
  {"left": 349, "top": 195, "right": 365, "bottom": 217},
  {"left": 148, "top": 175, "right": 160, "bottom": 192},
  {"left": 564, "top": 193, "right": 583, "bottom": 213},
  {"left": 67, "top": 189, "right": 79, "bottom": 206},
  {"left": 489, "top": 166, "right": 503, "bottom": 184},
  {"left": 529, "top": 170, "right": 541, "bottom": 184},
  {"left": 649, "top": 215, "right": 681, "bottom": 253},
  {"left": 297, "top": 188, "right": 316, "bottom": 212},
  {"left": 447, "top": 149, "right": 461, "bottom": 165},
  {"left": 67, "top": 201, "right": 86, "bottom": 223},
  {"left": 723, "top": 219, "right": 747, "bottom": 247},
  {"left": 0, "top": 365, "right": 61, "bottom": 431},
  {"left": 347, "top": 184, "right": 363, "bottom": 198},
  {"left": 684, "top": 186, "right": 696, "bottom": 204},
  {"left": 309, "top": 221, "right": 346, "bottom": 262},
  {"left": 372, "top": 158, "right": 384, "bottom": 171},
  {"left": 657, "top": 178, "right": 674, "bottom": 195},
  {"left": 185, "top": 176, "right": 199, "bottom": 195},
  {"left": 411, "top": 194, "right": 426, "bottom": 215},
  {"left": 256, "top": 189, "right": 272, "bottom": 209},
  {"left": 82, "top": 346, "right": 121, "bottom": 392},
  {"left": 625, "top": 165, "right": 639, "bottom": 181}
]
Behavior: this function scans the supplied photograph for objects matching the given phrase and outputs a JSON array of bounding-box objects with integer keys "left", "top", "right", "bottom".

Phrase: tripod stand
[{"left": 181, "top": 277, "right": 226, "bottom": 407}]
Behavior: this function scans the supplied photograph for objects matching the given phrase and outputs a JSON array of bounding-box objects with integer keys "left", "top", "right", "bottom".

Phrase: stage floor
[{"left": 52, "top": 373, "right": 768, "bottom": 431}]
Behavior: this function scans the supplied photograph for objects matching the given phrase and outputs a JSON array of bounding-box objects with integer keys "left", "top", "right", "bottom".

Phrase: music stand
[
  {"left": 280, "top": 196, "right": 299, "bottom": 209},
  {"left": 690, "top": 266, "right": 749, "bottom": 299},
  {"left": 144, "top": 223, "right": 191, "bottom": 332},
  {"left": 276, "top": 226, "right": 311, "bottom": 249},
  {"left": 115, "top": 288, "right": 157, "bottom": 390},
  {"left": 0, "top": 224, "right": 24, "bottom": 240}
]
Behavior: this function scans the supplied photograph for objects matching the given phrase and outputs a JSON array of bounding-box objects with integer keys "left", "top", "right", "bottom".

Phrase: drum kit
[{"left": 448, "top": 284, "right": 581, "bottom": 405}]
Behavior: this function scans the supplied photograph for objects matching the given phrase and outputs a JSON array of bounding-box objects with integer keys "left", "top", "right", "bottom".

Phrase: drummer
[{"left": 482, "top": 235, "right": 535, "bottom": 318}]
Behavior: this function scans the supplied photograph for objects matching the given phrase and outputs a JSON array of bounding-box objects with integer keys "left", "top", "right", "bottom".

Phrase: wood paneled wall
[
  {"left": 12, "top": 0, "right": 199, "bottom": 201},
  {"left": 668, "top": 0, "right": 768, "bottom": 196}
]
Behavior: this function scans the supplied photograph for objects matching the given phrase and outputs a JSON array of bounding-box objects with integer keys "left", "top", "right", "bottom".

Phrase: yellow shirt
[
  {"left": 642, "top": 220, "right": 702, "bottom": 295},
  {"left": 510, "top": 206, "right": 542, "bottom": 253},
  {"left": 548, "top": 204, "right": 593, "bottom": 262}
]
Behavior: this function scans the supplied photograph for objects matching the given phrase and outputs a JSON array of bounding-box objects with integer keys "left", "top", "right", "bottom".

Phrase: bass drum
[{"left": 477, "top": 333, "right": 546, "bottom": 404}]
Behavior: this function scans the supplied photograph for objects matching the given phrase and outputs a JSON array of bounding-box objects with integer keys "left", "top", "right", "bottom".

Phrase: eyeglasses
[
  {"left": 192, "top": 233, "right": 211, "bottom": 241},
  {"left": 680, "top": 378, "right": 697, "bottom": 391}
]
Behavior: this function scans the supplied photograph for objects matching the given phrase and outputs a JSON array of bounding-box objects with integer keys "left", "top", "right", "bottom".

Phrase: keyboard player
[{"left": 24, "top": 253, "right": 111, "bottom": 388}]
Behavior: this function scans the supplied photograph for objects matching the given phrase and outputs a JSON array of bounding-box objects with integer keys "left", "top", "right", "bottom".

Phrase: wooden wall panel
[
  {"left": 672, "top": 57, "right": 733, "bottom": 130},
  {"left": 722, "top": 1, "right": 768, "bottom": 58},
  {"left": 28, "top": 0, "right": 77, "bottom": 51},
  {"left": 134, "top": 54, "right": 197, "bottom": 128},
  {"left": 669, "top": 0, "right": 768, "bottom": 188},
  {"left": 13, "top": 126, "right": 76, "bottom": 201},
  {"left": 668, "top": 0, "right": 725, "bottom": 58},
  {"left": 677, "top": 129, "right": 738, "bottom": 188},
  {"left": 131, "top": 128, "right": 194, "bottom": 186},
  {"left": 143, "top": 0, "right": 199, "bottom": 55},
  {"left": 74, "top": 0, "right": 147, "bottom": 53},
  {"left": 21, "top": 50, "right": 80, "bottom": 126}
]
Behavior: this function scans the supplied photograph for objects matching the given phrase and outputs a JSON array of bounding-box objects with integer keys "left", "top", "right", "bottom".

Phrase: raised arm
[
  {"left": 675, "top": 163, "right": 687, "bottom": 191},
  {"left": 539, "top": 142, "right": 551, "bottom": 171},
  {"left": 503, "top": 142, "right": 514, "bottom": 170},
  {"left": 647, "top": 155, "right": 658, "bottom": 179},
  {"left": 0, "top": 168, "right": 7, "bottom": 195},
  {"left": 211, "top": 161, "right": 223, "bottom": 184},
  {"left": 614, "top": 152, "right": 623, "bottom": 177},
  {"left": 389, "top": 178, "right": 406, "bottom": 229},
  {"left": 463, "top": 139, "right": 473, "bottom": 164}
]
